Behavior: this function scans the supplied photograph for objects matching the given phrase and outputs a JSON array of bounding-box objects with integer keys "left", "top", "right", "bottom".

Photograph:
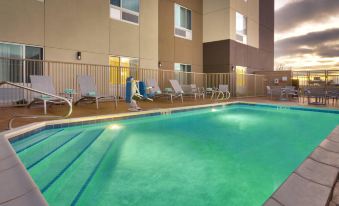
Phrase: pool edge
[{"left": 264, "top": 126, "right": 339, "bottom": 206}]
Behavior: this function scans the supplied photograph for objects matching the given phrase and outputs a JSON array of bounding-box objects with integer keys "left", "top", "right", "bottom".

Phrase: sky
[{"left": 274, "top": 0, "right": 339, "bottom": 70}]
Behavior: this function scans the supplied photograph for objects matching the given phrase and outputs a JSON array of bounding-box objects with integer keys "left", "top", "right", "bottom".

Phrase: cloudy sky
[{"left": 275, "top": 0, "right": 339, "bottom": 70}]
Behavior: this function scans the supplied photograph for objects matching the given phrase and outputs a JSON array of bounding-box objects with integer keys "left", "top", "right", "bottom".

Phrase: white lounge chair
[
  {"left": 146, "top": 79, "right": 173, "bottom": 103},
  {"left": 169, "top": 80, "right": 184, "bottom": 103},
  {"left": 75, "top": 75, "right": 117, "bottom": 109},
  {"left": 28, "top": 75, "right": 66, "bottom": 114}
]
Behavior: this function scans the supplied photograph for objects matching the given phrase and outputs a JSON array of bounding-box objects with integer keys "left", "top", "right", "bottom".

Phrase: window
[
  {"left": 174, "top": 63, "right": 192, "bottom": 84},
  {"left": 109, "top": 56, "right": 139, "bottom": 84},
  {"left": 0, "top": 42, "right": 43, "bottom": 83},
  {"left": 236, "top": 12, "right": 247, "bottom": 44},
  {"left": 110, "top": 0, "right": 139, "bottom": 24},
  {"left": 174, "top": 63, "right": 191, "bottom": 72},
  {"left": 174, "top": 4, "right": 192, "bottom": 40}
]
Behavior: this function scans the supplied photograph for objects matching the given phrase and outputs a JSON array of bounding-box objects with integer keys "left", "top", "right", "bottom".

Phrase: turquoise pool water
[{"left": 11, "top": 104, "right": 339, "bottom": 206}]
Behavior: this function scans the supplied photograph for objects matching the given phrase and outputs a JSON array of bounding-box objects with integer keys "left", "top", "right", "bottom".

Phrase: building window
[
  {"left": 174, "top": 4, "right": 192, "bottom": 40},
  {"left": 109, "top": 56, "right": 139, "bottom": 84},
  {"left": 174, "top": 63, "right": 191, "bottom": 72},
  {"left": 174, "top": 63, "right": 192, "bottom": 84},
  {"left": 236, "top": 12, "right": 247, "bottom": 44},
  {"left": 0, "top": 42, "right": 43, "bottom": 83},
  {"left": 110, "top": 0, "right": 139, "bottom": 25}
]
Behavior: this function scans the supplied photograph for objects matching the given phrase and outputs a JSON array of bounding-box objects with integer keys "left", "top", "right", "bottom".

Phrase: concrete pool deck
[{"left": 0, "top": 101, "right": 338, "bottom": 206}]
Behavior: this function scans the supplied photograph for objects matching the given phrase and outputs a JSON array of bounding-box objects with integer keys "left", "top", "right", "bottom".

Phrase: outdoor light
[
  {"left": 158, "top": 61, "right": 162, "bottom": 68},
  {"left": 109, "top": 124, "right": 123, "bottom": 130},
  {"left": 211, "top": 108, "right": 218, "bottom": 112},
  {"left": 77, "top": 51, "right": 81, "bottom": 60}
]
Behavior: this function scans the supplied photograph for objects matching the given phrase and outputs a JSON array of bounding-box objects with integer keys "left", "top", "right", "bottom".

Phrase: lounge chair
[
  {"left": 146, "top": 79, "right": 174, "bottom": 103},
  {"left": 181, "top": 84, "right": 205, "bottom": 100},
  {"left": 169, "top": 80, "right": 184, "bottom": 103},
  {"left": 28, "top": 75, "right": 66, "bottom": 114},
  {"left": 75, "top": 75, "right": 117, "bottom": 109}
]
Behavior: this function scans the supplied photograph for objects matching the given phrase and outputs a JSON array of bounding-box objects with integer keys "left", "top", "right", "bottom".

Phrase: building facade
[
  {"left": 203, "top": 0, "right": 274, "bottom": 74},
  {"left": 0, "top": 0, "right": 274, "bottom": 74}
]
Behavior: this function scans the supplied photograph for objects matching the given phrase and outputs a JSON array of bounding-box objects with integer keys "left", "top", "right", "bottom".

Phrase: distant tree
[{"left": 275, "top": 64, "right": 292, "bottom": 71}]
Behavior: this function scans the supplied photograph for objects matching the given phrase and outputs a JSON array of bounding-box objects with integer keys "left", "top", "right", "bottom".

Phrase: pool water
[{"left": 11, "top": 104, "right": 339, "bottom": 206}]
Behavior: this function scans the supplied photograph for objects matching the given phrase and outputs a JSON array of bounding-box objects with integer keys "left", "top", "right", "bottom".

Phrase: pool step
[
  {"left": 27, "top": 128, "right": 105, "bottom": 192},
  {"left": 41, "top": 129, "right": 119, "bottom": 206},
  {"left": 12, "top": 129, "right": 64, "bottom": 153},
  {"left": 18, "top": 129, "right": 83, "bottom": 169}
]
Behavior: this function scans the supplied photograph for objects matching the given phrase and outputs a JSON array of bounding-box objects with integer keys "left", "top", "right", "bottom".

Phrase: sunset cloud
[
  {"left": 275, "top": 0, "right": 339, "bottom": 33},
  {"left": 275, "top": 28, "right": 339, "bottom": 57},
  {"left": 275, "top": 0, "right": 339, "bottom": 70}
]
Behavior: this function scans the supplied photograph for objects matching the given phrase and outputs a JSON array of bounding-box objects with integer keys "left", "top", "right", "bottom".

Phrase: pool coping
[{"left": 0, "top": 101, "right": 338, "bottom": 206}]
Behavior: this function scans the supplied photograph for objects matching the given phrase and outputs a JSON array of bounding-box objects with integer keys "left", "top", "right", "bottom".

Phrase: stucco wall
[
  {"left": 0, "top": 0, "right": 44, "bottom": 46},
  {"left": 158, "top": 0, "right": 203, "bottom": 73},
  {"left": 203, "top": 0, "right": 259, "bottom": 49},
  {"left": 0, "top": 0, "right": 159, "bottom": 68}
]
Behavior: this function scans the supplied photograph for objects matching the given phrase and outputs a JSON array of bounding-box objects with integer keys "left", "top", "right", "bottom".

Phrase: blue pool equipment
[
  {"left": 125, "top": 77, "right": 153, "bottom": 112},
  {"left": 138, "top": 81, "right": 153, "bottom": 101}
]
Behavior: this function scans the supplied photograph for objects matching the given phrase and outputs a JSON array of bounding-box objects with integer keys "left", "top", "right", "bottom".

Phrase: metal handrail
[{"left": 0, "top": 81, "right": 73, "bottom": 129}]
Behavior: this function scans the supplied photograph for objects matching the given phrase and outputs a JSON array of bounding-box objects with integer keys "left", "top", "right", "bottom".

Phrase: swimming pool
[{"left": 11, "top": 104, "right": 339, "bottom": 206}]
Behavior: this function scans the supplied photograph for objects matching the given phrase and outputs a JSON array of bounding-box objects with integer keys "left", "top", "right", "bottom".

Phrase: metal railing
[
  {"left": 0, "top": 81, "right": 72, "bottom": 129},
  {"left": 292, "top": 70, "right": 339, "bottom": 89},
  {"left": 0, "top": 57, "right": 267, "bottom": 107}
]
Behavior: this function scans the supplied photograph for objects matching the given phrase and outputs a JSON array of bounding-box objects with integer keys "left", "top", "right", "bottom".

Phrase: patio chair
[
  {"left": 169, "top": 80, "right": 184, "bottom": 103},
  {"left": 305, "top": 87, "right": 327, "bottom": 105},
  {"left": 266, "top": 86, "right": 286, "bottom": 100},
  {"left": 28, "top": 75, "right": 66, "bottom": 114},
  {"left": 283, "top": 86, "right": 299, "bottom": 100},
  {"left": 181, "top": 84, "right": 205, "bottom": 100},
  {"left": 326, "top": 88, "right": 338, "bottom": 106},
  {"left": 210, "top": 85, "right": 231, "bottom": 100},
  {"left": 218, "top": 84, "right": 231, "bottom": 100},
  {"left": 146, "top": 79, "right": 174, "bottom": 103},
  {"left": 75, "top": 75, "right": 117, "bottom": 109}
]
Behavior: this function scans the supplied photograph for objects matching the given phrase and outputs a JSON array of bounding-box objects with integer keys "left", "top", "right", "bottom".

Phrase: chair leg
[
  {"left": 27, "top": 100, "right": 37, "bottom": 108},
  {"left": 114, "top": 96, "right": 118, "bottom": 109},
  {"left": 74, "top": 97, "right": 86, "bottom": 106},
  {"left": 170, "top": 95, "right": 173, "bottom": 104},
  {"left": 96, "top": 98, "right": 99, "bottom": 109},
  {"left": 43, "top": 100, "right": 47, "bottom": 115},
  {"left": 180, "top": 94, "right": 183, "bottom": 103}
]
